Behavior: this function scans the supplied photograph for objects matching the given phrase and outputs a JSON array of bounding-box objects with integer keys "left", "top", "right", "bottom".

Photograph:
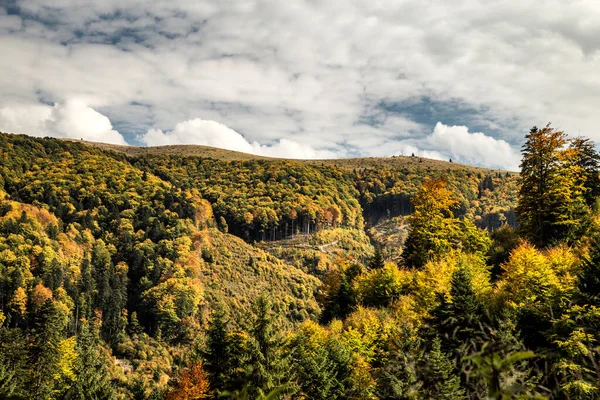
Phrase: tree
[
  {"left": 417, "top": 338, "right": 465, "bottom": 399},
  {"left": 356, "top": 263, "right": 407, "bottom": 308},
  {"left": 579, "top": 235, "right": 600, "bottom": 303},
  {"left": 403, "top": 178, "right": 459, "bottom": 269},
  {"left": 0, "top": 328, "right": 28, "bottom": 398},
  {"left": 246, "top": 295, "right": 293, "bottom": 396},
  {"left": 517, "top": 124, "right": 589, "bottom": 246},
  {"left": 29, "top": 299, "right": 65, "bottom": 399},
  {"left": 428, "top": 268, "right": 488, "bottom": 398},
  {"left": 376, "top": 328, "right": 420, "bottom": 399},
  {"left": 203, "top": 304, "right": 231, "bottom": 392},
  {"left": 369, "top": 247, "right": 385, "bottom": 270},
  {"left": 403, "top": 178, "right": 490, "bottom": 269},
  {"left": 570, "top": 136, "right": 600, "bottom": 207},
  {"left": 165, "top": 361, "right": 211, "bottom": 400},
  {"left": 67, "top": 317, "right": 117, "bottom": 400},
  {"left": 290, "top": 322, "right": 343, "bottom": 399}
]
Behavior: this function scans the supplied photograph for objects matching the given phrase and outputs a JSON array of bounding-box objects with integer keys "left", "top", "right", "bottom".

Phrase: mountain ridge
[{"left": 60, "top": 136, "right": 514, "bottom": 173}]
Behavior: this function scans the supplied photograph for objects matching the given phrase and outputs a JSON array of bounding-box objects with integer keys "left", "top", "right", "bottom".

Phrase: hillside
[
  {"left": 0, "top": 131, "right": 532, "bottom": 399},
  {"left": 66, "top": 138, "right": 513, "bottom": 172}
]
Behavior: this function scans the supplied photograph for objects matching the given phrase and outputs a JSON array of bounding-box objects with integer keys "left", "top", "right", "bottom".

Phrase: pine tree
[
  {"left": 29, "top": 299, "right": 65, "bottom": 399},
  {"left": 203, "top": 304, "right": 230, "bottom": 392},
  {"left": 376, "top": 328, "right": 420, "bottom": 399},
  {"left": 290, "top": 328, "right": 338, "bottom": 399},
  {"left": 369, "top": 246, "right": 385, "bottom": 270},
  {"left": 570, "top": 136, "right": 600, "bottom": 207},
  {"left": 517, "top": 124, "right": 589, "bottom": 246},
  {"left": 418, "top": 338, "right": 465, "bottom": 399},
  {"left": 67, "top": 317, "right": 117, "bottom": 400},
  {"left": 428, "top": 268, "right": 488, "bottom": 399},
  {"left": 431, "top": 268, "right": 485, "bottom": 354},
  {"left": 0, "top": 328, "right": 28, "bottom": 398},
  {"left": 246, "top": 295, "right": 293, "bottom": 396}
]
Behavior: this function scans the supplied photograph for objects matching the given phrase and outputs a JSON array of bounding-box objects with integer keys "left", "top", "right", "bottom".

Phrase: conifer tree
[
  {"left": 429, "top": 268, "right": 488, "bottom": 398},
  {"left": 203, "top": 304, "right": 230, "bottom": 392},
  {"left": 369, "top": 246, "right": 385, "bottom": 270},
  {"left": 579, "top": 235, "right": 600, "bottom": 303},
  {"left": 431, "top": 268, "right": 485, "bottom": 353},
  {"left": 517, "top": 124, "right": 589, "bottom": 246},
  {"left": 246, "top": 295, "right": 293, "bottom": 396},
  {"left": 418, "top": 338, "right": 465, "bottom": 400},
  {"left": 290, "top": 328, "right": 339, "bottom": 399},
  {"left": 29, "top": 299, "right": 64, "bottom": 399},
  {"left": 67, "top": 317, "right": 117, "bottom": 400},
  {"left": 570, "top": 136, "right": 600, "bottom": 207}
]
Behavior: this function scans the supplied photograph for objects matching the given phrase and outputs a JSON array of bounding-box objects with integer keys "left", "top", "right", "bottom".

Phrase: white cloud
[
  {"left": 427, "top": 123, "right": 521, "bottom": 170},
  {"left": 2, "top": 0, "right": 600, "bottom": 168},
  {"left": 139, "top": 118, "right": 336, "bottom": 159},
  {"left": 0, "top": 101, "right": 127, "bottom": 145},
  {"left": 392, "top": 122, "right": 521, "bottom": 170}
]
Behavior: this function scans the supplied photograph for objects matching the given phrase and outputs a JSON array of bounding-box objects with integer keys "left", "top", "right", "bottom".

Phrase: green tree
[
  {"left": 369, "top": 247, "right": 385, "bottom": 270},
  {"left": 246, "top": 295, "right": 293, "bottom": 396},
  {"left": 517, "top": 124, "right": 589, "bottom": 246},
  {"left": 203, "top": 304, "right": 233, "bottom": 392},
  {"left": 290, "top": 324, "right": 340, "bottom": 399},
  {"left": 67, "top": 317, "right": 117, "bottom": 400},
  {"left": 417, "top": 338, "right": 465, "bottom": 400},
  {"left": 579, "top": 236, "right": 600, "bottom": 304},
  {"left": 428, "top": 268, "right": 488, "bottom": 398},
  {"left": 570, "top": 136, "right": 600, "bottom": 207},
  {"left": 29, "top": 299, "right": 65, "bottom": 399}
]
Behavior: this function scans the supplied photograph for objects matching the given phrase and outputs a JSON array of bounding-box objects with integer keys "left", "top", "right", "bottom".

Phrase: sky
[{"left": 1, "top": 1, "right": 600, "bottom": 170}]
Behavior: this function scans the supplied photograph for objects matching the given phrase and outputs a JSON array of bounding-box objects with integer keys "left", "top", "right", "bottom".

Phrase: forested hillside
[{"left": 3, "top": 126, "right": 600, "bottom": 399}]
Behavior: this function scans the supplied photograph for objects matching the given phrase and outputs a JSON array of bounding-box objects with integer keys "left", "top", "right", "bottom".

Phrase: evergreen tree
[
  {"left": 428, "top": 268, "right": 488, "bottom": 399},
  {"left": 369, "top": 246, "right": 385, "bottom": 270},
  {"left": 29, "top": 299, "right": 65, "bottom": 399},
  {"left": 290, "top": 329, "right": 339, "bottom": 399},
  {"left": 418, "top": 338, "right": 465, "bottom": 400},
  {"left": 376, "top": 329, "right": 420, "bottom": 399},
  {"left": 517, "top": 124, "right": 589, "bottom": 246},
  {"left": 67, "top": 317, "right": 117, "bottom": 400},
  {"left": 246, "top": 295, "right": 293, "bottom": 396},
  {"left": 203, "top": 304, "right": 230, "bottom": 392},
  {"left": 570, "top": 136, "right": 600, "bottom": 207},
  {"left": 0, "top": 328, "right": 28, "bottom": 399},
  {"left": 579, "top": 235, "right": 600, "bottom": 303}
]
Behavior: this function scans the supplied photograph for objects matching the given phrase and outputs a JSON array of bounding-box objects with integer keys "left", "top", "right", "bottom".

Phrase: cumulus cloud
[
  {"left": 139, "top": 118, "right": 337, "bottom": 159},
  {"left": 2, "top": 0, "right": 600, "bottom": 168},
  {"left": 392, "top": 122, "right": 521, "bottom": 170},
  {"left": 0, "top": 101, "right": 127, "bottom": 145}
]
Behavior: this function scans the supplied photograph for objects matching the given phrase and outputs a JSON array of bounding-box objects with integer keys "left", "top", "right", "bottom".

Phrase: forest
[{"left": 1, "top": 123, "right": 599, "bottom": 399}]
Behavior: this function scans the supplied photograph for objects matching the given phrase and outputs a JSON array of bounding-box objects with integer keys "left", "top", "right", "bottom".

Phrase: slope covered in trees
[{"left": 4, "top": 126, "right": 600, "bottom": 399}]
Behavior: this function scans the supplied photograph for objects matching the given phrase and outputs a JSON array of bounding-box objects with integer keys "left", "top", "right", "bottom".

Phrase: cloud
[
  {"left": 139, "top": 118, "right": 336, "bottom": 159},
  {"left": 392, "top": 122, "right": 521, "bottom": 170},
  {"left": 0, "top": 101, "right": 127, "bottom": 145},
  {"left": 2, "top": 0, "right": 600, "bottom": 168}
]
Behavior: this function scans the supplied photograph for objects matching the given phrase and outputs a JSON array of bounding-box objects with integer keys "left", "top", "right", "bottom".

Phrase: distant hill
[{"left": 65, "top": 138, "right": 514, "bottom": 173}]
